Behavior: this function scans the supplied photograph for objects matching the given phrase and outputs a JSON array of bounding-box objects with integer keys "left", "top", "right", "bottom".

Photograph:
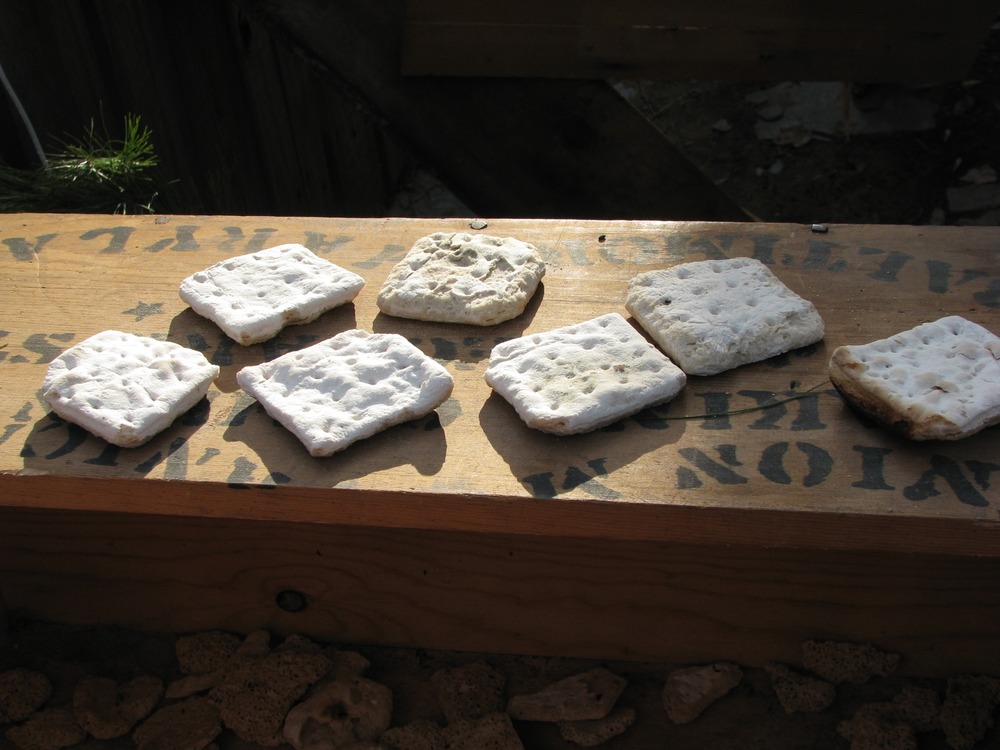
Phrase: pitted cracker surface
[
  {"left": 41, "top": 330, "right": 219, "bottom": 448},
  {"left": 626, "top": 257, "right": 824, "bottom": 376},
  {"left": 829, "top": 315, "right": 1000, "bottom": 440},
  {"left": 179, "top": 244, "right": 365, "bottom": 345},
  {"left": 377, "top": 232, "right": 545, "bottom": 325},
  {"left": 485, "top": 313, "right": 686, "bottom": 435},
  {"left": 236, "top": 330, "right": 454, "bottom": 456}
]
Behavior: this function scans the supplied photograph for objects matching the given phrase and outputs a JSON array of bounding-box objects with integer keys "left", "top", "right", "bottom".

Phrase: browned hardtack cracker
[
  {"left": 829, "top": 315, "right": 1000, "bottom": 440},
  {"left": 377, "top": 232, "right": 545, "bottom": 325}
]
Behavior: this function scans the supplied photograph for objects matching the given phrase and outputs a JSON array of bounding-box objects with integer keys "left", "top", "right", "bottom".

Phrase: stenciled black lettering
[
  {"left": 84, "top": 442, "right": 120, "bottom": 467},
  {"left": 790, "top": 392, "right": 827, "bottom": 431},
  {"left": 21, "top": 332, "right": 74, "bottom": 364},
  {"left": 163, "top": 439, "right": 190, "bottom": 480},
  {"left": 632, "top": 402, "right": 675, "bottom": 430},
  {"left": 196, "top": 447, "right": 221, "bottom": 465},
  {"left": 866, "top": 249, "right": 913, "bottom": 282},
  {"left": 787, "top": 239, "right": 846, "bottom": 271},
  {"left": 80, "top": 226, "right": 135, "bottom": 254},
  {"left": 429, "top": 337, "right": 457, "bottom": 360},
  {"left": 738, "top": 390, "right": 785, "bottom": 430},
  {"left": 44, "top": 421, "right": 89, "bottom": 459},
  {"left": 974, "top": 279, "right": 1000, "bottom": 309},
  {"left": 145, "top": 225, "right": 201, "bottom": 252},
  {"left": 697, "top": 392, "right": 731, "bottom": 430},
  {"left": 759, "top": 441, "right": 832, "bottom": 487},
  {"left": 523, "top": 472, "right": 557, "bottom": 498},
  {"left": 926, "top": 259, "right": 951, "bottom": 294},
  {"left": 219, "top": 226, "right": 278, "bottom": 253},
  {"left": 965, "top": 460, "right": 1000, "bottom": 492},
  {"left": 353, "top": 243, "right": 406, "bottom": 270},
  {"left": 303, "top": 232, "right": 352, "bottom": 256},
  {"left": 749, "top": 234, "right": 780, "bottom": 266},
  {"left": 851, "top": 445, "right": 895, "bottom": 490},
  {"left": 676, "top": 445, "right": 748, "bottom": 488},
  {"left": 3, "top": 233, "right": 56, "bottom": 261},
  {"left": 903, "top": 455, "right": 990, "bottom": 507},
  {"left": 0, "top": 401, "right": 33, "bottom": 445},
  {"left": 228, "top": 455, "right": 258, "bottom": 486},
  {"left": 563, "top": 240, "right": 596, "bottom": 266},
  {"left": 264, "top": 334, "right": 318, "bottom": 362}
]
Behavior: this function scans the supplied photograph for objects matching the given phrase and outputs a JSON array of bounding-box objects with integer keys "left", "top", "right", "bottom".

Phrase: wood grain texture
[
  {"left": 401, "top": 0, "right": 996, "bottom": 82},
  {"left": 1, "top": 507, "right": 998, "bottom": 676},
  {"left": 0, "top": 214, "right": 998, "bottom": 672}
]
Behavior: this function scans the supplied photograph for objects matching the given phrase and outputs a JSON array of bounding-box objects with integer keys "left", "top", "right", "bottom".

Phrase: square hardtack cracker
[
  {"left": 236, "top": 330, "right": 454, "bottom": 456},
  {"left": 377, "top": 232, "right": 545, "bottom": 325},
  {"left": 484, "top": 313, "right": 687, "bottom": 435},
  {"left": 829, "top": 315, "right": 1000, "bottom": 440},
  {"left": 626, "top": 257, "right": 825, "bottom": 376},
  {"left": 42, "top": 330, "right": 219, "bottom": 448},
  {"left": 180, "top": 244, "right": 365, "bottom": 345}
]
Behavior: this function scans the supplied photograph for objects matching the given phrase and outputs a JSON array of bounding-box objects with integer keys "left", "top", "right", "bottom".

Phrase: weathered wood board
[
  {"left": 402, "top": 0, "right": 998, "bottom": 83},
  {"left": 1, "top": 214, "right": 998, "bottom": 674}
]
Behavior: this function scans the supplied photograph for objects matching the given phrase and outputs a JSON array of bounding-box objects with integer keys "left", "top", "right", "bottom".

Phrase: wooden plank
[
  {"left": 242, "top": 0, "right": 750, "bottom": 221},
  {"left": 1, "top": 507, "right": 998, "bottom": 676},
  {"left": 0, "top": 213, "right": 998, "bottom": 552},
  {"left": 1, "top": 214, "right": 998, "bottom": 673},
  {"left": 401, "top": 0, "right": 997, "bottom": 82},
  {"left": 402, "top": 24, "right": 985, "bottom": 83},
  {"left": 405, "top": 0, "right": 998, "bottom": 33}
]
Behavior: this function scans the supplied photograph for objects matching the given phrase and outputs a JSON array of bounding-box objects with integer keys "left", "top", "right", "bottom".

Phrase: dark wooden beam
[{"left": 239, "top": 0, "right": 750, "bottom": 221}]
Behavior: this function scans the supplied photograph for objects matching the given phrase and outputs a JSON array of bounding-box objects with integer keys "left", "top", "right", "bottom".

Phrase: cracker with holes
[
  {"left": 236, "top": 330, "right": 454, "bottom": 456},
  {"left": 484, "top": 313, "right": 686, "bottom": 435},
  {"left": 377, "top": 232, "right": 545, "bottom": 325},
  {"left": 179, "top": 244, "right": 365, "bottom": 345},
  {"left": 41, "top": 330, "right": 219, "bottom": 448},
  {"left": 829, "top": 316, "right": 1000, "bottom": 440},
  {"left": 626, "top": 257, "right": 825, "bottom": 376}
]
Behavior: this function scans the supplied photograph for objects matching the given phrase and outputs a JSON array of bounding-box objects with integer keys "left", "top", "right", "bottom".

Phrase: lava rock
[
  {"left": 557, "top": 706, "right": 636, "bottom": 747},
  {"left": 132, "top": 695, "right": 221, "bottom": 750},
  {"left": 72, "top": 674, "right": 163, "bottom": 739},
  {"left": 432, "top": 661, "right": 505, "bottom": 724},
  {"left": 506, "top": 667, "right": 626, "bottom": 722},
  {"left": 441, "top": 712, "right": 524, "bottom": 750},
  {"left": 764, "top": 662, "right": 836, "bottom": 714},
  {"left": 662, "top": 663, "right": 743, "bottom": 724},
  {"left": 0, "top": 668, "right": 52, "bottom": 724},
  {"left": 939, "top": 674, "right": 1000, "bottom": 750},
  {"left": 801, "top": 640, "right": 900, "bottom": 684},
  {"left": 4, "top": 705, "right": 85, "bottom": 750},
  {"left": 282, "top": 676, "right": 393, "bottom": 749},
  {"left": 175, "top": 631, "right": 242, "bottom": 675}
]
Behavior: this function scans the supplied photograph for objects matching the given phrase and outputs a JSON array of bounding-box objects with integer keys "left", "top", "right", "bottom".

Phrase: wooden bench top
[{"left": 1, "top": 213, "right": 998, "bottom": 558}]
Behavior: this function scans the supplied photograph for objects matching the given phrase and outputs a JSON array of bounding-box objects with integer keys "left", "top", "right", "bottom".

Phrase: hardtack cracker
[
  {"left": 484, "top": 313, "right": 687, "bottom": 435},
  {"left": 180, "top": 244, "right": 365, "bottom": 345},
  {"left": 626, "top": 257, "right": 825, "bottom": 376},
  {"left": 236, "top": 330, "right": 454, "bottom": 456},
  {"left": 377, "top": 232, "right": 545, "bottom": 325},
  {"left": 829, "top": 315, "right": 1000, "bottom": 440},
  {"left": 42, "top": 330, "right": 219, "bottom": 447}
]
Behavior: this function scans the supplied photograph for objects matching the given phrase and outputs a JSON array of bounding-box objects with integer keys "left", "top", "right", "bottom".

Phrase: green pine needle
[{"left": 0, "top": 114, "right": 162, "bottom": 214}]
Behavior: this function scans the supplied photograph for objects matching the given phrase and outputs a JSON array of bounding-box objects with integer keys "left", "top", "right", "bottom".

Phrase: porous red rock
[
  {"left": 558, "top": 706, "right": 636, "bottom": 747},
  {"left": 72, "top": 674, "right": 163, "bottom": 739},
  {"left": 939, "top": 674, "right": 1000, "bottom": 750},
  {"left": 764, "top": 662, "right": 836, "bottom": 714},
  {"left": 0, "top": 668, "right": 52, "bottom": 724},
  {"left": 282, "top": 677, "right": 393, "bottom": 749},
  {"left": 132, "top": 695, "right": 221, "bottom": 750},
  {"left": 431, "top": 661, "right": 505, "bottom": 724},
  {"left": 441, "top": 712, "right": 524, "bottom": 750},
  {"left": 801, "top": 640, "right": 901, "bottom": 684},
  {"left": 662, "top": 663, "right": 743, "bottom": 724},
  {"left": 175, "top": 630, "right": 242, "bottom": 676},
  {"left": 4, "top": 705, "right": 85, "bottom": 750}
]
